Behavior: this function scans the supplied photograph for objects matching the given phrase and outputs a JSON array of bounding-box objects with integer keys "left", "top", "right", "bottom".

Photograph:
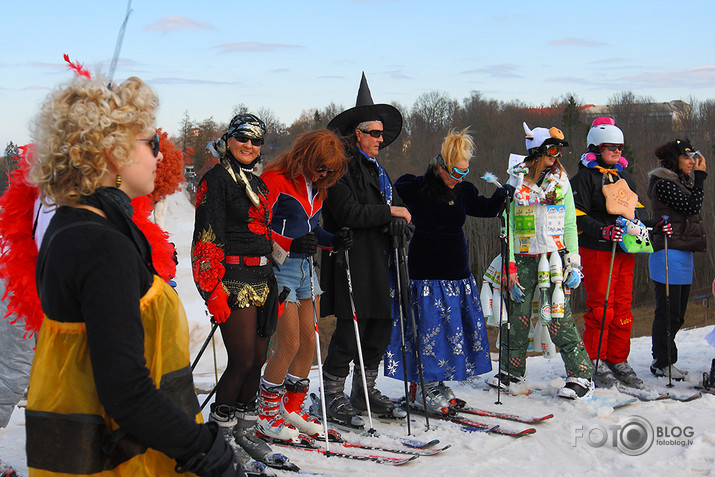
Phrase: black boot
[
  {"left": 209, "top": 403, "right": 266, "bottom": 474},
  {"left": 321, "top": 372, "right": 364, "bottom": 428},
  {"left": 350, "top": 368, "right": 406, "bottom": 418}
]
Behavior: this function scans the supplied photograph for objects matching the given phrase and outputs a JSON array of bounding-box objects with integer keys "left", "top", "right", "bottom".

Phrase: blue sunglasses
[{"left": 437, "top": 154, "right": 469, "bottom": 180}]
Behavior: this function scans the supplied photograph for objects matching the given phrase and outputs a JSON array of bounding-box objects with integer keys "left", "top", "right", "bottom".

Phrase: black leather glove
[
  {"left": 388, "top": 218, "right": 414, "bottom": 248},
  {"left": 332, "top": 227, "right": 353, "bottom": 252},
  {"left": 289, "top": 232, "right": 318, "bottom": 255},
  {"left": 388, "top": 217, "right": 408, "bottom": 238},
  {"left": 175, "top": 422, "right": 246, "bottom": 477}
]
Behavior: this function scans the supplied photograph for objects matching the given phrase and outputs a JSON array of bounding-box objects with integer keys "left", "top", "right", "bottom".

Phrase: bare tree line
[{"left": 173, "top": 90, "right": 715, "bottom": 312}]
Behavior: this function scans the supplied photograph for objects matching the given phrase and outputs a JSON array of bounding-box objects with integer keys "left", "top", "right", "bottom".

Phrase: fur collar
[{"left": 648, "top": 167, "right": 693, "bottom": 188}]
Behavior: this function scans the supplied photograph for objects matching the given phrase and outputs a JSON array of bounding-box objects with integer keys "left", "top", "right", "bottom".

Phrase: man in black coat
[{"left": 320, "top": 73, "right": 411, "bottom": 424}]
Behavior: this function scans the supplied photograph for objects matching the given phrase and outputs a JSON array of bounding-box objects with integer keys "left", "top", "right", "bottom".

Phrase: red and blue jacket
[{"left": 261, "top": 170, "right": 334, "bottom": 258}]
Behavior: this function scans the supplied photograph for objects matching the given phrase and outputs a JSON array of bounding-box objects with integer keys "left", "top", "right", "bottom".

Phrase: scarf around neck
[{"left": 80, "top": 187, "right": 155, "bottom": 273}]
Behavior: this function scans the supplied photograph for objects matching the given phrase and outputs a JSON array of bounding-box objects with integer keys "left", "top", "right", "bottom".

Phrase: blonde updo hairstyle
[
  {"left": 30, "top": 75, "right": 158, "bottom": 206},
  {"left": 439, "top": 127, "right": 474, "bottom": 171}
]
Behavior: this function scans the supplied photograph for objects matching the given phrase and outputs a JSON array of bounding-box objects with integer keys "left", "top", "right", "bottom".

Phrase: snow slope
[{"left": 2, "top": 189, "right": 715, "bottom": 476}]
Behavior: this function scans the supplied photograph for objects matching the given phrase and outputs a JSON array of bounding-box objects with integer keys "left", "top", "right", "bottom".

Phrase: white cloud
[
  {"left": 145, "top": 16, "right": 214, "bottom": 33},
  {"left": 549, "top": 37, "right": 607, "bottom": 47},
  {"left": 461, "top": 64, "right": 522, "bottom": 79},
  {"left": 215, "top": 42, "right": 304, "bottom": 53}
]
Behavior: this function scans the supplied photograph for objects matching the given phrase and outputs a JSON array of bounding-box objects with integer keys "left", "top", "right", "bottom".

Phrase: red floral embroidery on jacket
[
  {"left": 247, "top": 196, "right": 272, "bottom": 241},
  {"left": 191, "top": 227, "right": 225, "bottom": 293},
  {"left": 195, "top": 181, "right": 208, "bottom": 208}
]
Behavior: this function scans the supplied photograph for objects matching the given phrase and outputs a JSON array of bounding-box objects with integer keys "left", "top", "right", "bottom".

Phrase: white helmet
[{"left": 586, "top": 117, "right": 624, "bottom": 148}]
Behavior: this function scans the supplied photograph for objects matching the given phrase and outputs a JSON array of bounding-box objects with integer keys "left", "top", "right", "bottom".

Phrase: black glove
[
  {"left": 502, "top": 184, "right": 516, "bottom": 198},
  {"left": 332, "top": 227, "right": 353, "bottom": 252},
  {"left": 175, "top": 422, "right": 245, "bottom": 477},
  {"left": 388, "top": 217, "right": 408, "bottom": 238},
  {"left": 388, "top": 218, "right": 414, "bottom": 248},
  {"left": 290, "top": 232, "right": 318, "bottom": 255}
]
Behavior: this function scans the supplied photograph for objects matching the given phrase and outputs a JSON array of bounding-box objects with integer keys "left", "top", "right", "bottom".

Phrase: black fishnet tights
[{"left": 214, "top": 305, "right": 271, "bottom": 406}]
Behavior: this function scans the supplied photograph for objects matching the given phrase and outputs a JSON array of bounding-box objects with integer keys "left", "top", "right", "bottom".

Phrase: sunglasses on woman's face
[
  {"left": 316, "top": 165, "right": 335, "bottom": 174},
  {"left": 600, "top": 144, "right": 623, "bottom": 152},
  {"left": 137, "top": 133, "right": 160, "bottom": 158},
  {"left": 232, "top": 134, "right": 264, "bottom": 146}
]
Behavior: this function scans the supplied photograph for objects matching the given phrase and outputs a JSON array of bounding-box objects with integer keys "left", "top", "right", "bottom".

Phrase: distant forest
[
  {"left": 4, "top": 89, "right": 713, "bottom": 311},
  {"left": 169, "top": 90, "right": 715, "bottom": 312}
]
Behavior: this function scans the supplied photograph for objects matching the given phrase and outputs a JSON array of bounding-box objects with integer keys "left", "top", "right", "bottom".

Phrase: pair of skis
[
  {"left": 406, "top": 404, "right": 540, "bottom": 437},
  {"left": 264, "top": 427, "right": 447, "bottom": 466}
]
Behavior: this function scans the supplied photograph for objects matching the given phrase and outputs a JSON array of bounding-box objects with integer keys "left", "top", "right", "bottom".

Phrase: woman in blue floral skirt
[{"left": 384, "top": 128, "right": 509, "bottom": 414}]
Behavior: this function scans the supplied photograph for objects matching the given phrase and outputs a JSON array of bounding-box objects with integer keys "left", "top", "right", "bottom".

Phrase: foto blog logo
[
  {"left": 573, "top": 416, "right": 654, "bottom": 456},
  {"left": 573, "top": 415, "right": 695, "bottom": 455}
]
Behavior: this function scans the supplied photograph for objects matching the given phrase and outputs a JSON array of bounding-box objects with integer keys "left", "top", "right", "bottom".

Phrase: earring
[{"left": 115, "top": 174, "right": 122, "bottom": 187}]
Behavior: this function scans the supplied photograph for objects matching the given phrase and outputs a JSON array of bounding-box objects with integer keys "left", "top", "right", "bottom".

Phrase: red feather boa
[
  {"left": 130, "top": 195, "right": 176, "bottom": 283},
  {"left": 0, "top": 147, "right": 176, "bottom": 335},
  {"left": 0, "top": 146, "right": 43, "bottom": 336}
]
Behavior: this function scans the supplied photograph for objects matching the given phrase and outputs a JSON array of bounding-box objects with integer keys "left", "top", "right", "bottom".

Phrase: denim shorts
[{"left": 274, "top": 257, "right": 322, "bottom": 303}]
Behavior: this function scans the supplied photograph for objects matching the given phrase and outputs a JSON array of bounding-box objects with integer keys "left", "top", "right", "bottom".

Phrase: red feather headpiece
[{"left": 63, "top": 53, "right": 92, "bottom": 79}]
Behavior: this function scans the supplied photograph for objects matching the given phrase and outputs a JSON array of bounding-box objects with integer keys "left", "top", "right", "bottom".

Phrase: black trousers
[
  {"left": 322, "top": 317, "right": 393, "bottom": 378},
  {"left": 651, "top": 281, "right": 691, "bottom": 368}
]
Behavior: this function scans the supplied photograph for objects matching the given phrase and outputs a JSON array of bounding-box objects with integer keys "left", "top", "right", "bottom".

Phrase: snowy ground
[{"left": 2, "top": 189, "right": 715, "bottom": 476}]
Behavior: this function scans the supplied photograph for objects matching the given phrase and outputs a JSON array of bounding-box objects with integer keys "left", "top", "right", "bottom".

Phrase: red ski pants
[{"left": 580, "top": 247, "right": 635, "bottom": 363}]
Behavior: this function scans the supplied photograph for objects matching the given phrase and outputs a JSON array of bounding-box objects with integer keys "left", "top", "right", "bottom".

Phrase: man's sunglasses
[
  {"left": 316, "top": 165, "right": 335, "bottom": 174},
  {"left": 437, "top": 154, "right": 469, "bottom": 180},
  {"left": 137, "top": 133, "right": 160, "bottom": 158},
  {"left": 232, "top": 134, "right": 264, "bottom": 146},
  {"left": 600, "top": 144, "right": 624, "bottom": 152},
  {"left": 359, "top": 129, "right": 384, "bottom": 138}
]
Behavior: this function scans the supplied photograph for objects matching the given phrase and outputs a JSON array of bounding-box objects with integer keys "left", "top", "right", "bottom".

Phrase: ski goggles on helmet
[{"left": 437, "top": 154, "right": 469, "bottom": 180}]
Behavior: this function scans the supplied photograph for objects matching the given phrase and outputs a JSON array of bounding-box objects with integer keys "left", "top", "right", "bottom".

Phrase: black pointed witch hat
[{"left": 327, "top": 72, "right": 403, "bottom": 149}]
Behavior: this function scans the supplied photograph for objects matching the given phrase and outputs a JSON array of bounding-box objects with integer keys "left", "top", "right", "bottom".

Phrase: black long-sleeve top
[{"left": 36, "top": 206, "right": 211, "bottom": 461}]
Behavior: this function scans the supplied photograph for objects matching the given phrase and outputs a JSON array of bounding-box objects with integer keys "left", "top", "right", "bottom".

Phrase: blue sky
[{"left": 2, "top": 0, "right": 714, "bottom": 149}]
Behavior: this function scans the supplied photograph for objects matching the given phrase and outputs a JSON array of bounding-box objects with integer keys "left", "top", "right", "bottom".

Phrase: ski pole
[
  {"left": 663, "top": 216, "right": 673, "bottom": 388},
  {"left": 308, "top": 255, "right": 331, "bottom": 451},
  {"left": 391, "top": 235, "right": 413, "bottom": 435},
  {"left": 397, "top": 235, "right": 430, "bottom": 430},
  {"left": 191, "top": 318, "right": 219, "bottom": 371},
  {"left": 496, "top": 191, "right": 512, "bottom": 405},
  {"left": 344, "top": 250, "right": 376, "bottom": 434},
  {"left": 197, "top": 288, "right": 291, "bottom": 412},
  {"left": 594, "top": 241, "right": 617, "bottom": 379}
]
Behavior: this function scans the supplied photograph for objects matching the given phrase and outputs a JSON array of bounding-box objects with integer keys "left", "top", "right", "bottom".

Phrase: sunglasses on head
[
  {"left": 600, "top": 144, "right": 623, "bottom": 152},
  {"left": 686, "top": 150, "right": 702, "bottom": 159},
  {"left": 436, "top": 154, "right": 469, "bottom": 180},
  {"left": 316, "top": 165, "right": 335, "bottom": 174},
  {"left": 137, "top": 133, "right": 160, "bottom": 158},
  {"left": 359, "top": 129, "right": 384, "bottom": 138},
  {"left": 543, "top": 144, "right": 563, "bottom": 157},
  {"left": 232, "top": 134, "right": 264, "bottom": 146}
]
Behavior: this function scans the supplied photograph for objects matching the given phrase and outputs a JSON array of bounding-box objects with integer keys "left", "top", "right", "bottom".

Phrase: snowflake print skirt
[{"left": 384, "top": 275, "right": 492, "bottom": 382}]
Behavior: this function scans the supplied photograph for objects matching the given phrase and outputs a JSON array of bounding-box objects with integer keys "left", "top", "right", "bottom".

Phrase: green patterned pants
[{"left": 499, "top": 254, "right": 593, "bottom": 379}]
